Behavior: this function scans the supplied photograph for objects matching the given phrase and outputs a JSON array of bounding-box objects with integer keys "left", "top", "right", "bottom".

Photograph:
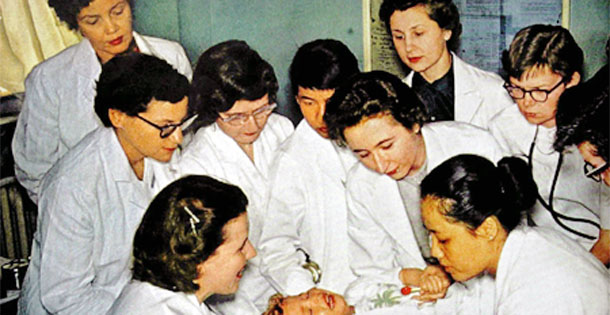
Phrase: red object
[{"left": 400, "top": 286, "right": 412, "bottom": 295}]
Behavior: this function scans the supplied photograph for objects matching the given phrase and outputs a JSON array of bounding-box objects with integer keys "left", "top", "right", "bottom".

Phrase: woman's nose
[
  {"left": 245, "top": 240, "right": 257, "bottom": 260},
  {"left": 169, "top": 126, "right": 183, "bottom": 145},
  {"left": 430, "top": 236, "right": 443, "bottom": 259},
  {"left": 372, "top": 152, "right": 388, "bottom": 174}
]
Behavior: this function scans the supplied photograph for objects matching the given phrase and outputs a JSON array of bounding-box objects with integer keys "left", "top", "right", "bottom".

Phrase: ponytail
[{"left": 495, "top": 157, "right": 538, "bottom": 231}]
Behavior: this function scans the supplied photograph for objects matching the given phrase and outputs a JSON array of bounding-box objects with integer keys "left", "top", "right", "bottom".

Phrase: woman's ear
[
  {"left": 442, "top": 29, "right": 452, "bottom": 42},
  {"left": 474, "top": 216, "right": 499, "bottom": 241},
  {"left": 108, "top": 108, "right": 126, "bottom": 129},
  {"left": 565, "top": 71, "right": 581, "bottom": 89}
]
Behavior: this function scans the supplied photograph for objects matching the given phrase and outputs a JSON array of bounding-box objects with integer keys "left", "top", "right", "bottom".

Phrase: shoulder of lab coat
[
  {"left": 404, "top": 53, "right": 513, "bottom": 130},
  {"left": 495, "top": 226, "right": 610, "bottom": 315},
  {"left": 259, "top": 120, "right": 356, "bottom": 295},
  {"left": 109, "top": 280, "right": 213, "bottom": 315},
  {"left": 12, "top": 32, "right": 193, "bottom": 203},
  {"left": 488, "top": 105, "right": 536, "bottom": 156},
  {"left": 421, "top": 121, "right": 504, "bottom": 168},
  {"left": 343, "top": 163, "right": 426, "bottom": 306},
  {"left": 134, "top": 32, "right": 193, "bottom": 81},
  {"left": 21, "top": 127, "right": 151, "bottom": 314}
]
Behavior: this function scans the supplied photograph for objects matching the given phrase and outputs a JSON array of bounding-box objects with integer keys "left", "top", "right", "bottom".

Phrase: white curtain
[{"left": 0, "top": 0, "right": 81, "bottom": 96}]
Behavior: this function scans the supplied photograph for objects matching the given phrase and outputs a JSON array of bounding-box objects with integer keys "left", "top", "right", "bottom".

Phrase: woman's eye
[
  {"left": 84, "top": 17, "right": 99, "bottom": 25},
  {"left": 414, "top": 32, "right": 424, "bottom": 36},
  {"left": 393, "top": 34, "right": 404, "bottom": 40},
  {"left": 358, "top": 152, "right": 370, "bottom": 159},
  {"left": 382, "top": 143, "right": 393, "bottom": 150}
]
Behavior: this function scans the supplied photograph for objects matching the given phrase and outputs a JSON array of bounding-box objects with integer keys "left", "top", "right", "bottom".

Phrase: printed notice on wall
[{"left": 364, "top": 0, "right": 564, "bottom": 75}]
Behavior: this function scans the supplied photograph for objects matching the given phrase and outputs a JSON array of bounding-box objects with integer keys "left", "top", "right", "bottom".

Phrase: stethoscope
[
  {"left": 296, "top": 248, "right": 322, "bottom": 284},
  {"left": 528, "top": 125, "right": 601, "bottom": 240}
]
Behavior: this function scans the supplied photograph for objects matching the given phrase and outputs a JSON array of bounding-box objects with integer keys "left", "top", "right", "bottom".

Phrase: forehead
[
  {"left": 510, "top": 65, "right": 561, "bottom": 87},
  {"left": 79, "top": 0, "right": 126, "bottom": 16},
  {"left": 222, "top": 213, "right": 248, "bottom": 242},
  {"left": 344, "top": 114, "right": 404, "bottom": 147},
  {"left": 225, "top": 94, "right": 269, "bottom": 114},
  {"left": 297, "top": 87, "right": 335, "bottom": 100},
  {"left": 142, "top": 97, "right": 188, "bottom": 121},
  {"left": 390, "top": 4, "right": 436, "bottom": 29}
]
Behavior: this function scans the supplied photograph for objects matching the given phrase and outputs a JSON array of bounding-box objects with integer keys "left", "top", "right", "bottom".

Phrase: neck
[
  {"left": 412, "top": 133, "right": 427, "bottom": 173},
  {"left": 239, "top": 143, "right": 255, "bottom": 162},
  {"left": 486, "top": 228, "right": 508, "bottom": 276},
  {"left": 421, "top": 50, "right": 452, "bottom": 83},
  {"left": 115, "top": 130, "right": 145, "bottom": 180}
]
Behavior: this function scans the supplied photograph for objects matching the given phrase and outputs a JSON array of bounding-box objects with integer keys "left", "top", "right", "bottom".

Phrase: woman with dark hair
[
  {"left": 554, "top": 64, "right": 609, "bottom": 266},
  {"left": 109, "top": 175, "right": 256, "bottom": 314},
  {"left": 489, "top": 25, "right": 606, "bottom": 261},
  {"left": 379, "top": 0, "right": 512, "bottom": 129},
  {"left": 170, "top": 40, "right": 293, "bottom": 313},
  {"left": 18, "top": 54, "right": 190, "bottom": 314},
  {"left": 323, "top": 71, "right": 502, "bottom": 311},
  {"left": 12, "top": 0, "right": 192, "bottom": 203},
  {"left": 259, "top": 39, "right": 360, "bottom": 296},
  {"left": 420, "top": 154, "right": 609, "bottom": 314}
]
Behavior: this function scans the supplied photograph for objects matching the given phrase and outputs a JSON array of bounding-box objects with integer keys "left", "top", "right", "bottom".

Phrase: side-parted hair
[
  {"left": 502, "top": 24, "right": 583, "bottom": 80},
  {"left": 190, "top": 40, "right": 278, "bottom": 127},
  {"left": 48, "top": 0, "right": 134, "bottom": 30},
  {"left": 132, "top": 175, "right": 248, "bottom": 293},
  {"left": 289, "top": 39, "right": 360, "bottom": 96},
  {"left": 421, "top": 155, "right": 538, "bottom": 232},
  {"left": 324, "top": 71, "right": 428, "bottom": 145},
  {"left": 94, "top": 53, "right": 189, "bottom": 127},
  {"left": 379, "top": 0, "right": 462, "bottom": 51},
  {"left": 555, "top": 64, "right": 609, "bottom": 161}
]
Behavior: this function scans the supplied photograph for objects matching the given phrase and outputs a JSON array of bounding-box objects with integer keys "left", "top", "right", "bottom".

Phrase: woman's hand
[{"left": 412, "top": 265, "right": 450, "bottom": 302}]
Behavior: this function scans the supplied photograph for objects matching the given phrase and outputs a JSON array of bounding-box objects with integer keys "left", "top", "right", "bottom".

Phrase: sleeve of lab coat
[
  {"left": 343, "top": 180, "right": 404, "bottom": 305},
  {"left": 488, "top": 114, "right": 514, "bottom": 157},
  {"left": 12, "top": 67, "right": 61, "bottom": 203},
  {"left": 259, "top": 153, "right": 315, "bottom": 295},
  {"left": 37, "top": 181, "right": 115, "bottom": 314}
]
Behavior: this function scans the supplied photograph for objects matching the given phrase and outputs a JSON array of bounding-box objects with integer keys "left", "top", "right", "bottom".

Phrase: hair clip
[{"left": 183, "top": 206, "right": 200, "bottom": 236}]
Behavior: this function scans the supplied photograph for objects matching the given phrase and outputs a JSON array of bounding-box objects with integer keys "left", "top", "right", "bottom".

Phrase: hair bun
[{"left": 496, "top": 157, "right": 538, "bottom": 213}]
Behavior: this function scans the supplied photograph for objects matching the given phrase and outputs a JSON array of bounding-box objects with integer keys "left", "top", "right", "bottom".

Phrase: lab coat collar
[
  {"left": 452, "top": 52, "right": 483, "bottom": 123},
  {"left": 404, "top": 53, "right": 484, "bottom": 124},
  {"left": 98, "top": 127, "right": 152, "bottom": 209},
  {"left": 72, "top": 31, "right": 148, "bottom": 80}
]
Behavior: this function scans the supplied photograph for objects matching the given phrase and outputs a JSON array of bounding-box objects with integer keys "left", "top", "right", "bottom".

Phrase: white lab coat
[
  {"left": 172, "top": 113, "right": 294, "bottom": 313},
  {"left": 12, "top": 32, "right": 193, "bottom": 203},
  {"left": 18, "top": 127, "right": 161, "bottom": 315},
  {"left": 344, "top": 121, "right": 503, "bottom": 311},
  {"left": 259, "top": 120, "right": 358, "bottom": 296},
  {"left": 495, "top": 225, "right": 609, "bottom": 314},
  {"left": 109, "top": 281, "right": 216, "bottom": 315},
  {"left": 404, "top": 53, "right": 513, "bottom": 130},
  {"left": 489, "top": 106, "right": 608, "bottom": 250}
]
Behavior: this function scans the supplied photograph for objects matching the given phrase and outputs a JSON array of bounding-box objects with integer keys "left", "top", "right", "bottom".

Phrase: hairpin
[{"left": 183, "top": 206, "right": 200, "bottom": 236}]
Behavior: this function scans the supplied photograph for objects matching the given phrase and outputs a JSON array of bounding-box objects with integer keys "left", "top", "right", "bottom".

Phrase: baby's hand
[{"left": 412, "top": 265, "right": 450, "bottom": 302}]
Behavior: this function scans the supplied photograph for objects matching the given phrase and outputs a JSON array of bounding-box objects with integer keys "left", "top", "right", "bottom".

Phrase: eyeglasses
[
  {"left": 503, "top": 80, "right": 565, "bottom": 102},
  {"left": 136, "top": 114, "right": 197, "bottom": 138},
  {"left": 583, "top": 161, "right": 609, "bottom": 182},
  {"left": 219, "top": 103, "right": 277, "bottom": 126}
]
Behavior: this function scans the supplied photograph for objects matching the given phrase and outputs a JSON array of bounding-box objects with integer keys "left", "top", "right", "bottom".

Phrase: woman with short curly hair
[{"left": 110, "top": 175, "right": 256, "bottom": 314}]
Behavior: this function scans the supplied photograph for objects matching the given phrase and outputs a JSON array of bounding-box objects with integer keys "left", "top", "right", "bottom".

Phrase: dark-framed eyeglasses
[
  {"left": 219, "top": 103, "right": 277, "bottom": 126},
  {"left": 583, "top": 161, "right": 609, "bottom": 182},
  {"left": 503, "top": 79, "right": 565, "bottom": 103},
  {"left": 136, "top": 114, "right": 197, "bottom": 138}
]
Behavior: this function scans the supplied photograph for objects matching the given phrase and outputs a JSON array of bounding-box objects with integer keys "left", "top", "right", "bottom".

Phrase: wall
[
  {"left": 133, "top": 0, "right": 364, "bottom": 123},
  {"left": 570, "top": 0, "right": 609, "bottom": 79},
  {"left": 132, "top": 0, "right": 608, "bottom": 122}
]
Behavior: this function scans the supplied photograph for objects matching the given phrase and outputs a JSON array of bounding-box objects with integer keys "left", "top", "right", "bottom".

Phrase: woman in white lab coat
[
  {"left": 174, "top": 40, "right": 294, "bottom": 313},
  {"left": 110, "top": 175, "right": 257, "bottom": 315},
  {"left": 12, "top": 0, "right": 192, "bottom": 203},
  {"left": 323, "top": 71, "right": 502, "bottom": 313},
  {"left": 18, "top": 54, "right": 191, "bottom": 315},
  {"left": 379, "top": 0, "right": 512, "bottom": 129},
  {"left": 259, "top": 39, "right": 360, "bottom": 297},
  {"left": 554, "top": 64, "right": 610, "bottom": 266},
  {"left": 420, "top": 154, "right": 609, "bottom": 314},
  {"left": 489, "top": 25, "right": 608, "bottom": 263}
]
